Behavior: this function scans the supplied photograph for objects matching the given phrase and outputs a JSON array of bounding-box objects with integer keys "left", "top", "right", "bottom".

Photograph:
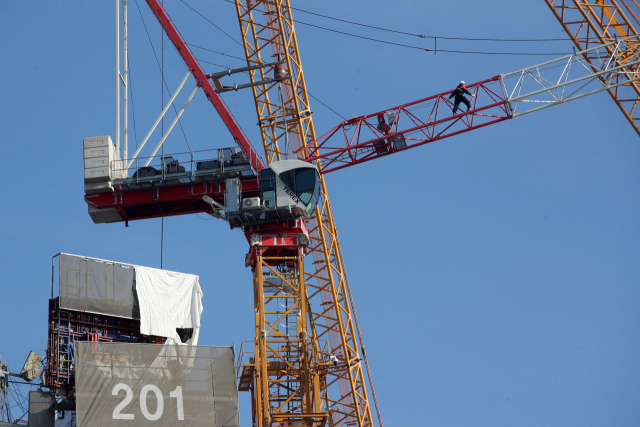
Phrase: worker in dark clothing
[
  {"left": 374, "top": 114, "right": 391, "bottom": 154},
  {"left": 376, "top": 114, "right": 390, "bottom": 134},
  {"left": 449, "top": 80, "right": 474, "bottom": 115}
]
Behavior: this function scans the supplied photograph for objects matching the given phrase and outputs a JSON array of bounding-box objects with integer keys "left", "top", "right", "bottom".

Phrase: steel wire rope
[
  {"left": 307, "top": 92, "right": 347, "bottom": 120},
  {"left": 285, "top": 6, "right": 573, "bottom": 42},
  {"left": 293, "top": 19, "right": 573, "bottom": 54},
  {"left": 169, "top": 1, "right": 351, "bottom": 120},
  {"left": 431, "top": 48, "right": 571, "bottom": 55},
  {"left": 127, "top": 56, "right": 140, "bottom": 148},
  {"left": 134, "top": 0, "right": 192, "bottom": 154},
  {"left": 215, "top": 0, "right": 575, "bottom": 53},
  {"left": 158, "top": 6, "right": 196, "bottom": 155},
  {"left": 193, "top": 55, "right": 347, "bottom": 120},
  {"left": 179, "top": 0, "right": 243, "bottom": 46},
  {"left": 277, "top": 83, "right": 294, "bottom": 156},
  {"left": 187, "top": 43, "right": 245, "bottom": 60},
  {"left": 165, "top": 6, "right": 212, "bottom": 80},
  {"left": 195, "top": 57, "right": 229, "bottom": 68},
  {"left": 220, "top": 0, "right": 574, "bottom": 42},
  {"left": 405, "top": 99, "right": 438, "bottom": 111},
  {"left": 196, "top": 213, "right": 215, "bottom": 220},
  {"left": 279, "top": 19, "right": 432, "bottom": 51},
  {"left": 218, "top": 94, "right": 265, "bottom": 163}
]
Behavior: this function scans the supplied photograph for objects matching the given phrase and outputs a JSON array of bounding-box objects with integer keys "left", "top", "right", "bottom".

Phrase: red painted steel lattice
[
  {"left": 46, "top": 298, "right": 164, "bottom": 393},
  {"left": 302, "top": 77, "right": 512, "bottom": 173}
]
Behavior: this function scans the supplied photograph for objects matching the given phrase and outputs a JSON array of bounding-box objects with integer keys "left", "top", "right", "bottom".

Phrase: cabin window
[
  {"left": 261, "top": 168, "right": 276, "bottom": 208},
  {"left": 275, "top": 166, "right": 320, "bottom": 213},
  {"left": 279, "top": 170, "right": 294, "bottom": 191},
  {"left": 261, "top": 169, "right": 275, "bottom": 189},
  {"left": 295, "top": 169, "right": 316, "bottom": 204}
]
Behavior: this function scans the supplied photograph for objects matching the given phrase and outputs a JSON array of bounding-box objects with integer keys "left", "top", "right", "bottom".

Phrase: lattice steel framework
[
  {"left": 46, "top": 298, "right": 164, "bottom": 395},
  {"left": 503, "top": 35, "right": 640, "bottom": 116},
  {"left": 545, "top": 0, "right": 640, "bottom": 135},
  {"left": 235, "top": 1, "right": 377, "bottom": 427},
  {"left": 240, "top": 250, "right": 330, "bottom": 427},
  {"left": 304, "top": 77, "right": 511, "bottom": 173},
  {"left": 301, "top": 36, "right": 640, "bottom": 173}
]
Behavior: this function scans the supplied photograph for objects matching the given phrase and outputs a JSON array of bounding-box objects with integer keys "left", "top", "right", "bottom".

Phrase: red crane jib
[
  {"left": 144, "top": 0, "right": 264, "bottom": 171},
  {"left": 85, "top": 76, "right": 512, "bottom": 225},
  {"left": 303, "top": 76, "right": 511, "bottom": 173}
]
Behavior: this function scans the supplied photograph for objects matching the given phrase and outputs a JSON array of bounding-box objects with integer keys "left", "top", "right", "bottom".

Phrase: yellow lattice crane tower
[
  {"left": 233, "top": 2, "right": 379, "bottom": 427},
  {"left": 81, "top": 3, "right": 640, "bottom": 427},
  {"left": 545, "top": 0, "right": 640, "bottom": 134}
]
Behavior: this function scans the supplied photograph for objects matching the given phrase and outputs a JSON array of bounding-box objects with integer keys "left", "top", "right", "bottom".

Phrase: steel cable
[{"left": 134, "top": 0, "right": 192, "bottom": 153}]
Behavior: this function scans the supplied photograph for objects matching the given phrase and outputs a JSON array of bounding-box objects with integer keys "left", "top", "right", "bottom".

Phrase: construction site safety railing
[{"left": 109, "top": 147, "right": 256, "bottom": 186}]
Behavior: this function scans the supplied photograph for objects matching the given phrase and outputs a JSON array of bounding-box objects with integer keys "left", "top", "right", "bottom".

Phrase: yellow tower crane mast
[
  {"left": 545, "top": 0, "right": 640, "bottom": 135},
  {"left": 233, "top": 2, "right": 379, "bottom": 427}
]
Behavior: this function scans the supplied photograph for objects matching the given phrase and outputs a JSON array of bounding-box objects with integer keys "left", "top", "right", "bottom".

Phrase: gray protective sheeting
[
  {"left": 59, "top": 254, "right": 203, "bottom": 344},
  {"left": 75, "top": 342, "right": 239, "bottom": 427},
  {"left": 60, "top": 254, "right": 138, "bottom": 319}
]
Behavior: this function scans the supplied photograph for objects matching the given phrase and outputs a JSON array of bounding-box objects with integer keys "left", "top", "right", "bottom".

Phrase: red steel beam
[
  {"left": 144, "top": 0, "right": 264, "bottom": 171},
  {"left": 86, "top": 177, "right": 259, "bottom": 222},
  {"left": 86, "top": 78, "right": 509, "bottom": 222},
  {"left": 303, "top": 76, "right": 512, "bottom": 173}
]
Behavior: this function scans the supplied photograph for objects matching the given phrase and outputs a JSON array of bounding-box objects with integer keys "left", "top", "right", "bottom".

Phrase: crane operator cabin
[{"left": 84, "top": 138, "right": 321, "bottom": 229}]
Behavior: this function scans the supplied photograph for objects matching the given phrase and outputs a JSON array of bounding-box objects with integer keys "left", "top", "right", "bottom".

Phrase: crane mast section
[
  {"left": 239, "top": 237, "right": 330, "bottom": 427},
  {"left": 544, "top": 0, "right": 640, "bottom": 136},
  {"left": 144, "top": 0, "right": 264, "bottom": 171},
  {"left": 235, "top": 1, "right": 376, "bottom": 427}
]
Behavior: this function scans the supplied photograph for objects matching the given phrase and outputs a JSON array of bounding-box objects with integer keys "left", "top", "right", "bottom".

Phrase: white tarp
[
  {"left": 57, "top": 254, "right": 204, "bottom": 346},
  {"left": 135, "top": 266, "right": 203, "bottom": 345}
]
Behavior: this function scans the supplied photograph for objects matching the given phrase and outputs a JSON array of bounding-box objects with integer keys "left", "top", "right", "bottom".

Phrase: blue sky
[{"left": 1, "top": 1, "right": 639, "bottom": 426}]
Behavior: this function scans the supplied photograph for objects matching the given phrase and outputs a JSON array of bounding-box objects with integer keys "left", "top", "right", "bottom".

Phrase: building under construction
[{"left": 1, "top": 0, "right": 639, "bottom": 426}]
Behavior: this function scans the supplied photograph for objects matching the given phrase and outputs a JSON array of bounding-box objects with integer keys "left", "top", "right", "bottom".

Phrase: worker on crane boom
[
  {"left": 376, "top": 114, "right": 390, "bottom": 134},
  {"left": 450, "top": 80, "right": 475, "bottom": 115}
]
